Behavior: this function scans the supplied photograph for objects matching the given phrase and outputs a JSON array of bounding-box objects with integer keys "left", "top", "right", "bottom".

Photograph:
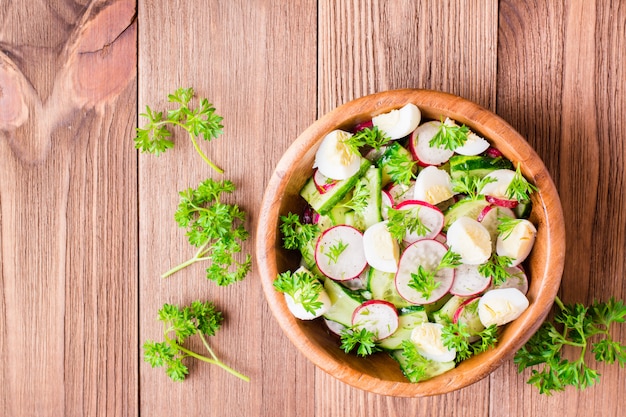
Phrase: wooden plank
[
  {"left": 494, "top": 0, "right": 625, "bottom": 414},
  {"left": 137, "top": 1, "right": 317, "bottom": 416},
  {"left": 0, "top": 0, "right": 137, "bottom": 416},
  {"left": 316, "top": 0, "right": 498, "bottom": 413}
]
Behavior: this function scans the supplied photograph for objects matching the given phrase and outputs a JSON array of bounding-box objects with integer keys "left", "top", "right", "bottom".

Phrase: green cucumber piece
[
  {"left": 443, "top": 198, "right": 490, "bottom": 230},
  {"left": 354, "top": 166, "right": 383, "bottom": 229},
  {"left": 449, "top": 155, "right": 514, "bottom": 180},
  {"left": 377, "top": 142, "right": 414, "bottom": 186},
  {"left": 368, "top": 268, "right": 413, "bottom": 308},
  {"left": 300, "top": 158, "right": 371, "bottom": 216},
  {"left": 323, "top": 277, "right": 363, "bottom": 327},
  {"left": 389, "top": 349, "right": 456, "bottom": 382},
  {"left": 377, "top": 308, "right": 428, "bottom": 350}
]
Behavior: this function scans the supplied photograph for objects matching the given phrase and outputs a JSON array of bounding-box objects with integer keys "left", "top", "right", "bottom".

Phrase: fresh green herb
[
  {"left": 408, "top": 249, "right": 461, "bottom": 299},
  {"left": 441, "top": 319, "right": 499, "bottom": 363},
  {"left": 135, "top": 87, "right": 225, "bottom": 173},
  {"left": 514, "top": 296, "right": 626, "bottom": 395},
  {"left": 429, "top": 118, "right": 470, "bottom": 150},
  {"left": 497, "top": 216, "right": 523, "bottom": 240},
  {"left": 325, "top": 239, "right": 349, "bottom": 264},
  {"left": 506, "top": 163, "right": 538, "bottom": 202},
  {"left": 340, "top": 326, "right": 381, "bottom": 357},
  {"left": 386, "top": 206, "right": 431, "bottom": 241},
  {"left": 343, "top": 126, "right": 391, "bottom": 153},
  {"left": 384, "top": 144, "right": 418, "bottom": 185},
  {"left": 452, "top": 173, "right": 496, "bottom": 200},
  {"left": 341, "top": 180, "right": 370, "bottom": 213},
  {"left": 399, "top": 339, "right": 431, "bottom": 382},
  {"left": 163, "top": 178, "right": 252, "bottom": 285},
  {"left": 478, "top": 253, "right": 514, "bottom": 286},
  {"left": 273, "top": 269, "right": 325, "bottom": 315},
  {"left": 280, "top": 212, "right": 320, "bottom": 251},
  {"left": 143, "top": 300, "right": 249, "bottom": 382}
]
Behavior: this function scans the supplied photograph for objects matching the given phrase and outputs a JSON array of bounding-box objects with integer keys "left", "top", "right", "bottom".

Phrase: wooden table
[{"left": 1, "top": 1, "right": 624, "bottom": 415}]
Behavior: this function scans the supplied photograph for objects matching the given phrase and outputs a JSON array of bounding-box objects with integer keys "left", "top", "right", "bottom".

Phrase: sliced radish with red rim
[
  {"left": 394, "top": 200, "right": 444, "bottom": 243},
  {"left": 449, "top": 264, "right": 491, "bottom": 297},
  {"left": 352, "top": 299, "right": 399, "bottom": 340},
  {"left": 408, "top": 121, "right": 454, "bottom": 166},
  {"left": 489, "top": 265, "right": 528, "bottom": 294},
  {"left": 313, "top": 169, "right": 339, "bottom": 194},
  {"left": 315, "top": 225, "right": 368, "bottom": 281}
]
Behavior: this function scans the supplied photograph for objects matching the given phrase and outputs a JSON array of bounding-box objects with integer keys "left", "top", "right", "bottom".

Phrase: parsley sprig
[
  {"left": 409, "top": 249, "right": 462, "bottom": 299},
  {"left": 514, "top": 296, "right": 626, "bottom": 395},
  {"left": 429, "top": 118, "right": 470, "bottom": 150},
  {"left": 497, "top": 216, "right": 523, "bottom": 240},
  {"left": 340, "top": 326, "right": 381, "bottom": 357},
  {"left": 135, "top": 87, "right": 225, "bottom": 173},
  {"left": 163, "top": 178, "right": 252, "bottom": 285},
  {"left": 452, "top": 173, "right": 496, "bottom": 200},
  {"left": 343, "top": 126, "right": 391, "bottom": 154},
  {"left": 478, "top": 253, "right": 514, "bottom": 286},
  {"left": 383, "top": 143, "right": 418, "bottom": 185},
  {"left": 399, "top": 339, "right": 431, "bottom": 382},
  {"left": 386, "top": 206, "right": 431, "bottom": 241},
  {"left": 506, "top": 163, "right": 538, "bottom": 202},
  {"left": 143, "top": 300, "right": 249, "bottom": 382},
  {"left": 273, "top": 269, "right": 325, "bottom": 315},
  {"left": 441, "top": 319, "right": 499, "bottom": 362},
  {"left": 279, "top": 212, "right": 320, "bottom": 251},
  {"left": 325, "top": 239, "right": 349, "bottom": 264}
]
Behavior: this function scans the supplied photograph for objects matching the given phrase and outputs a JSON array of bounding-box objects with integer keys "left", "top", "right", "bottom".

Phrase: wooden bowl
[{"left": 256, "top": 89, "right": 565, "bottom": 397}]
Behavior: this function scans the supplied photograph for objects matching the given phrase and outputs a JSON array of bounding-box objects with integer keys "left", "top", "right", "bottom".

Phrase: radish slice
[
  {"left": 485, "top": 195, "right": 518, "bottom": 208},
  {"left": 434, "top": 232, "right": 447, "bottom": 244},
  {"left": 410, "top": 322, "right": 456, "bottom": 362},
  {"left": 315, "top": 225, "right": 368, "bottom": 281},
  {"left": 446, "top": 217, "right": 492, "bottom": 265},
  {"left": 454, "top": 132, "right": 490, "bottom": 156},
  {"left": 413, "top": 166, "right": 454, "bottom": 205},
  {"left": 372, "top": 103, "right": 421, "bottom": 140},
  {"left": 490, "top": 265, "right": 529, "bottom": 294},
  {"left": 353, "top": 120, "right": 373, "bottom": 132},
  {"left": 284, "top": 289, "right": 332, "bottom": 320},
  {"left": 478, "top": 288, "right": 529, "bottom": 327},
  {"left": 394, "top": 200, "right": 445, "bottom": 243},
  {"left": 452, "top": 297, "right": 485, "bottom": 339},
  {"left": 341, "top": 267, "right": 370, "bottom": 291},
  {"left": 449, "top": 264, "right": 491, "bottom": 297},
  {"left": 480, "top": 169, "right": 516, "bottom": 199},
  {"left": 363, "top": 221, "right": 400, "bottom": 273},
  {"left": 385, "top": 181, "right": 415, "bottom": 206},
  {"left": 313, "top": 130, "right": 361, "bottom": 180},
  {"left": 313, "top": 169, "right": 338, "bottom": 194},
  {"left": 477, "top": 205, "right": 516, "bottom": 250},
  {"left": 381, "top": 190, "right": 393, "bottom": 220},
  {"left": 324, "top": 318, "right": 346, "bottom": 337},
  {"left": 409, "top": 121, "right": 454, "bottom": 166},
  {"left": 495, "top": 219, "right": 537, "bottom": 267},
  {"left": 395, "top": 239, "right": 454, "bottom": 304},
  {"left": 352, "top": 300, "right": 399, "bottom": 340},
  {"left": 485, "top": 147, "right": 503, "bottom": 158}
]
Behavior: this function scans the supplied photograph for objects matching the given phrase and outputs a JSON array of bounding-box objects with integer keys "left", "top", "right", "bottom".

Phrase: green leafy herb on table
[
  {"left": 135, "top": 87, "right": 225, "bottom": 173},
  {"left": 143, "top": 300, "right": 249, "bottom": 382},
  {"left": 163, "top": 178, "right": 252, "bottom": 285},
  {"left": 514, "top": 296, "right": 626, "bottom": 395}
]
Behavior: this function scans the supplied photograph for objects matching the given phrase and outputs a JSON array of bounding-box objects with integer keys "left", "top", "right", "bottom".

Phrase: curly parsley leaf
[
  {"left": 273, "top": 269, "right": 325, "bottom": 315},
  {"left": 506, "top": 163, "right": 538, "bottom": 202},
  {"left": 343, "top": 126, "right": 391, "bottom": 153},
  {"left": 383, "top": 143, "right": 418, "bottom": 186},
  {"left": 386, "top": 206, "right": 431, "bottom": 242},
  {"left": 452, "top": 173, "right": 496, "bottom": 200},
  {"left": 399, "top": 339, "right": 431, "bottom": 382},
  {"left": 163, "top": 178, "right": 252, "bottom": 286},
  {"left": 279, "top": 212, "right": 320, "bottom": 251},
  {"left": 340, "top": 327, "right": 381, "bottom": 357},
  {"left": 429, "top": 118, "right": 470, "bottom": 151},
  {"left": 478, "top": 253, "right": 513, "bottom": 286},
  {"left": 135, "top": 87, "right": 225, "bottom": 173},
  {"left": 143, "top": 300, "right": 249, "bottom": 382}
]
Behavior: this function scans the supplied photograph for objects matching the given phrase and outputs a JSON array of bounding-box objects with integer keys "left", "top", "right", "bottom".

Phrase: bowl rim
[{"left": 256, "top": 88, "right": 565, "bottom": 397}]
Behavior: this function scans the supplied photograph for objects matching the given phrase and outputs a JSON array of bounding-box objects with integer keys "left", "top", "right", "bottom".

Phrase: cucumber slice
[
  {"left": 443, "top": 198, "right": 490, "bottom": 230},
  {"left": 300, "top": 158, "right": 371, "bottom": 215},
  {"left": 389, "top": 349, "right": 456, "bottom": 383},
  {"left": 323, "top": 277, "right": 364, "bottom": 327},
  {"left": 353, "top": 166, "right": 383, "bottom": 229},
  {"left": 368, "top": 267, "right": 413, "bottom": 308},
  {"left": 377, "top": 308, "right": 428, "bottom": 350},
  {"left": 449, "top": 155, "right": 514, "bottom": 181},
  {"left": 377, "top": 142, "right": 415, "bottom": 186}
]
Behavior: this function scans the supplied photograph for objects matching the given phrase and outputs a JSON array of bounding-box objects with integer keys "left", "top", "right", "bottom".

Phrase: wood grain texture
[{"left": 0, "top": 0, "right": 137, "bottom": 416}]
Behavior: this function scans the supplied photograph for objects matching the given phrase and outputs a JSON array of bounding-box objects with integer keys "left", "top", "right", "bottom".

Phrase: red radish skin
[
  {"left": 452, "top": 296, "right": 480, "bottom": 324},
  {"left": 313, "top": 169, "right": 338, "bottom": 194},
  {"left": 485, "top": 147, "right": 503, "bottom": 158},
  {"left": 315, "top": 225, "right": 368, "bottom": 281},
  {"left": 353, "top": 120, "right": 373, "bottom": 132},
  {"left": 485, "top": 195, "right": 519, "bottom": 208},
  {"left": 352, "top": 299, "right": 399, "bottom": 340}
]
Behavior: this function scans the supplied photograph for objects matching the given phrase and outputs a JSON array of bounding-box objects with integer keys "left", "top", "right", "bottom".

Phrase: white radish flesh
[
  {"left": 313, "top": 129, "right": 361, "bottom": 180},
  {"left": 478, "top": 288, "right": 529, "bottom": 327},
  {"left": 395, "top": 239, "right": 454, "bottom": 304},
  {"left": 446, "top": 217, "right": 492, "bottom": 265},
  {"left": 449, "top": 263, "right": 491, "bottom": 297},
  {"left": 490, "top": 266, "right": 529, "bottom": 295},
  {"left": 372, "top": 103, "right": 421, "bottom": 140},
  {"left": 413, "top": 166, "right": 454, "bottom": 206},
  {"left": 315, "top": 225, "right": 368, "bottom": 281},
  {"left": 496, "top": 219, "right": 537, "bottom": 267},
  {"left": 362, "top": 221, "right": 400, "bottom": 273},
  {"left": 352, "top": 300, "right": 399, "bottom": 340},
  {"left": 395, "top": 200, "right": 445, "bottom": 243},
  {"left": 409, "top": 121, "right": 454, "bottom": 166},
  {"left": 410, "top": 322, "right": 457, "bottom": 362}
]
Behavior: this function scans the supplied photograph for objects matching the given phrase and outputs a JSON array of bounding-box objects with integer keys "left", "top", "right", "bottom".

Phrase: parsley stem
[
  {"left": 174, "top": 342, "right": 250, "bottom": 382},
  {"left": 187, "top": 131, "right": 224, "bottom": 174},
  {"left": 162, "top": 243, "right": 209, "bottom": 278}
]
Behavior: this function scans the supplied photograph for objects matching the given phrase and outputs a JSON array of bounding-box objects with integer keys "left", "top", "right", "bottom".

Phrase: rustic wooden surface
[{"left": 1, "top": 0, "right": 624, "bottom": 416}]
